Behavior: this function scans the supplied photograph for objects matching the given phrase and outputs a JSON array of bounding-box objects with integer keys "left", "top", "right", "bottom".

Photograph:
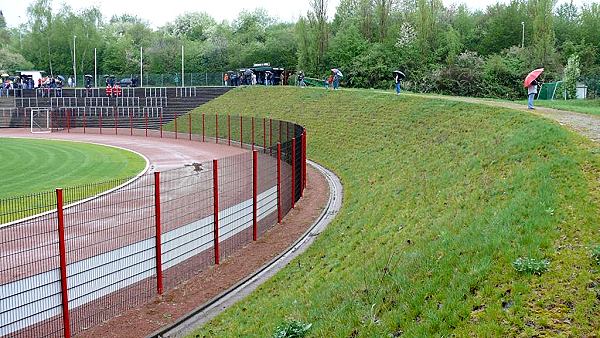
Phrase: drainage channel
[{"left": 148, "top": 160, "right": 343, "bottom": 338}]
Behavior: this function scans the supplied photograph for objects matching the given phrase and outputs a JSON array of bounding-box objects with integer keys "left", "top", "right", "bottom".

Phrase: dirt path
[{"left": 410, "top": 94, "right": 600, "bottom": 143}]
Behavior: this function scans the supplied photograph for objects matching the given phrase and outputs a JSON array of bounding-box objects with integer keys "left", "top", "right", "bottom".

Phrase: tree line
[{"left": 0, "top": 0, "right": 599, "bottom": 98}]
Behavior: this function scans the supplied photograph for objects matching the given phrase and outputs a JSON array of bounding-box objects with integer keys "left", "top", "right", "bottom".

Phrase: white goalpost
[{"left": 30, "top": 108, "right": 51, "bottom": 133}]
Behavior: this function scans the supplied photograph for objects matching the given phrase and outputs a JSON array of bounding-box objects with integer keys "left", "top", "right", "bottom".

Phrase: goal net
[{"left": 30, "top": 108, "right": 51, "bottom": 133}]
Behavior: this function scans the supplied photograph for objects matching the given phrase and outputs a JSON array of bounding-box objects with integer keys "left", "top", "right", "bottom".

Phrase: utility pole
[
  {"left": 73, "top": 35, "right": 77, "bottom": 87},
  {"left": 140, "top": 47, "right": 143, "bottom": 88},
  {"left": 521, "top": 22, "right": 525, "bottom": 48},
  {"left": 94, "top": 48, "right": 97, "bottom": 88}
]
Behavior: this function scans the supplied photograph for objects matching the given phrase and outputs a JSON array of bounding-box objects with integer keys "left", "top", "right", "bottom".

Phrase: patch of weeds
[
  {"left": 512, "top": 257, "right": 550, "bottom": 275},
  {"left": 273, "top": 320, "right": 312, "bottom": 338},
  {"left": 592, "top": 245, "right": 600, "bottom": 265}
]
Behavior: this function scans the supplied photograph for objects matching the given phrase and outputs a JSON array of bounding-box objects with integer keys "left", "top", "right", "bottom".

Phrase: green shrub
[
  {"left": 272, "top": 320, "right": 312, "bottom": 338},
  {"left": 512, "top": 257, "right": 550, "bottom": 275}
]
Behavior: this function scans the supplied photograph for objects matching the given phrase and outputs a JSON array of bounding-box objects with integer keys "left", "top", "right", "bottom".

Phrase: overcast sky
[{"left": 0, "top": 0, "right": 591, "bottom": 28}]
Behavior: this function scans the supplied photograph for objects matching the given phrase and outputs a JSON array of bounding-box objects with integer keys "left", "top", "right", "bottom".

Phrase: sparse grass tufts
[
  {"left": 512, "top": 257, "right": 550, "bottom": 275},
  {"left": 592, "top": 246, "right": 600, "bottom": 265},
  {"left": 272, "top": 320, "right": 312, "bottom": 338}
]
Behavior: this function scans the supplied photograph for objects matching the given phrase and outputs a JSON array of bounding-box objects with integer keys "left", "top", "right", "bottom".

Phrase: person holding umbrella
[
  {"left": 331, "top": 69, "right": 342, "bottom": 90},
  {"left": 393, "top": 70, "right": 405, "bottom": 95},
  {"left": 524, "top": 68, "right": 543, "bottom": 110}
]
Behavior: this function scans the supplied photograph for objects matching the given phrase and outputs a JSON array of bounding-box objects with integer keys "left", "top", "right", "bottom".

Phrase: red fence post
[
  {"left": 154, "top": 172, "right": 164, "bottom": 295},
  {"left": 279, "top": 120, "right": 282, "bottom": 143},
  {"left": 215, "top": 114, "right": 218, "bottom": 144},
  {"left": 114, "top": 107, "right": 118, "bottom": 135},
  {"left": 66, "top": 109, "right": 70, "bottom": 133},
  {"left": 145, "top": 110, "right": 148, "bottom": 137},
  {"left": 303, "top": 130, "right": 307, "bottom": 192},
  {"left": 269, "top": 118, "right": 273, "bottom": 153},
  {"left": 188, "top": 113, "right": 192, "bottom": 140},
  {"left": 56, "top": 188, "right": 71, "bottom": 338},
  {"left": 160, "top": 111, "right": 163, "bottom": 138},
  {"left": 99, "top": 111, "right": 103, "bottom": 134},
  {"left": 129, "top": 112, "right": 133, "bottom": 136},
  {"left": 213, "top": 159, "right": 220, "bottom": 264},
  {"left": 83, "top": 112, "right": 86, "bottom": 134},
  {"left": 227, "top": 114, "right": 231, "bottom": 146},
  {"left": 277, "top": 143, "right": 282, "bottom": 223},
  {"left": 240, "top": 115, "right": 243, "bottom": 148},
  {"left": 292, "top": 137, "right": 296, "bottom": 209},
  {"left": 253, "top": 150, "right": 258, "bottom": 241},
  {"left": 263, "top": 117, "right": 266, "bottom": 153},
  {"left": 175, "top": 114, "right": 178, "bottom": 139},
  {"left": 202, "top": 113, "right": 205, "bottom": 142},
  {"left": 252, "top": 116, "right": 255, "bottom": 150}
]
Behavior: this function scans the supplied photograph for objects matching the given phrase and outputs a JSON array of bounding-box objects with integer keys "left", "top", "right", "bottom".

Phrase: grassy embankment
[
  {"left": 527, "top": 98, "right": 600, "bottom": 117},
  {"left": 0, "top": 138, "right": 146, "bottom": 221},
  {"left": 176, "top": 86, "right": 598, "bottom": 337}
]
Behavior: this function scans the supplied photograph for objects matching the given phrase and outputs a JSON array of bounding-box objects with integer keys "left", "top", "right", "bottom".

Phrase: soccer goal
[{"left": 30, "top": 108, "right": 51, "bottom": 133}]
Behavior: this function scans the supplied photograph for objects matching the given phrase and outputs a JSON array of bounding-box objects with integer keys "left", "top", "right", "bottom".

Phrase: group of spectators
[
  {"left": 0, "top": 75, "right": 68, "bottom": 97},
  {"left": 224, "top": 70, "right": 280, "bottom": 86}
]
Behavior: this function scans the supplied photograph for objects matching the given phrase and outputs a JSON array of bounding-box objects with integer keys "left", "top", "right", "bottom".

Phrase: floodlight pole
[
  {"left": 181, "top": 45, "right": 185, "bottom": 87},
  {"left": 140, "top": 46, "right": 143, "bottom": 88},
  {"left": 73, "top": 35, "right": 77, "bottom": 87},
  {"left": 521, "top": 22, "right": 525, "bottom": 48},
  {"left": 94, "top": 48, "right": 97, "bottom": 88}
]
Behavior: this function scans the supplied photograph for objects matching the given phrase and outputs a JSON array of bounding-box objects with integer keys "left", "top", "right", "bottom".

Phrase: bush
[
  {"left": 512, "top": 257, "right": 550, "bottom": 275},
  {"left": 273, "top": 320, "right": 312, "bottom": 338}
]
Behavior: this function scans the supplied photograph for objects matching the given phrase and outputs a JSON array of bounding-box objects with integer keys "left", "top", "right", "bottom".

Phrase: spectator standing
[
  {"left": 298, "top": 71, "right": 305, "bottom": 87},
  {"left": 527, "top": 80, "right": 538, "bottom": 109},
  {"left": 68, "top": 76, "right": 73, "bottom": 88}
]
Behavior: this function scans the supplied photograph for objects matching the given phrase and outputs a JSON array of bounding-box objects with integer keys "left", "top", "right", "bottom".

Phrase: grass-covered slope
[
  {"left": 187, "top": 87, "right": 599, "bottom": 337},
  {"left": 0, "top": 138, "right": 146, "bottom": 199},
  {"left": 516, "top": 98, "right": 600, "bottom": 116}
]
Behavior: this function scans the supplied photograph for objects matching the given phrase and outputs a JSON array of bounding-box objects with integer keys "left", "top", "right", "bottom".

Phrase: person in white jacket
[{"left": 527, "top": 79, "right": 538, "bottom": 109}]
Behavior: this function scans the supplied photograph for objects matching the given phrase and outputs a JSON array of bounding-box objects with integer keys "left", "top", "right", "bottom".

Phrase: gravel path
[{"left": 411, "top": 94, "right": 600, "bottom": 143}]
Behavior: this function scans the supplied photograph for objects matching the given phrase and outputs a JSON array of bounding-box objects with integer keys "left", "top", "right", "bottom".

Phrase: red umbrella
[{"left": 524, "top": 68, "right": 544, "bottom": 88}]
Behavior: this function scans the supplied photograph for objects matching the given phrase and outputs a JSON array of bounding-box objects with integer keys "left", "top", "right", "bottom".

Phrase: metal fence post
[
  {"left": 252, "top": 116, "right": 255, "bottom": 150},
  {"left": 213, "top": 159, "right": 220, "bottom": 264},
  {"left": 129, "top": 113, "right": 133, "bottom": 136},
  {"left": 277, "top": 143, "right": 282, "bottom": 223},
  {"left": 188, "top": 113, "right": 192, "bottom": 140},
  {"left": 56, "top": 188, "right": 71, "bottom": 338},
  {"left": 292, "top": 137, "right": 296, "bottom": 209},
  {"left": 227, "top": 114, "right": 231, "bottom": 146},
  {"left": 202, "top": 113, "right": 205, "bottom": 142},
  {"left": 83, "top": 112, "right": 86, "bottom": 134},
  {"left": 253, "top": 150, "right": 258, "bottom": 240},
  {"left": 99, "top": 111, "right": 103, "bottom": 134},
  {"left": 174, "top": 114, "right": 178, "bottom": 139},
  {"left": 215, "top": 114, "right": 219, "bottom": 144},
  {"left": 154, "top": 172, "right": 164, "bottom": 294},
  {"left": 263, "top": 117, "right": 266, "bottom": 153},
  {"left": 240, "top": 116, "right": 243, "bottom": 148},
  {"left": 145, "top": 109, "right": 148, "bottom": 137},
  {"left": 160, "top": 111, "right": 163, "bottom": 138},
  {"left": 269, "top": 118, "right": 273, "bottom": 154},
  {"left": 113, "top": 107, "right": 117, "bottom": 135}
]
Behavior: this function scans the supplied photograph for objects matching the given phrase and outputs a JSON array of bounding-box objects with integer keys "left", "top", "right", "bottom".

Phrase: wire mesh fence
[{"left": 0, "top": 113, "right": 306, "bottom": 337}]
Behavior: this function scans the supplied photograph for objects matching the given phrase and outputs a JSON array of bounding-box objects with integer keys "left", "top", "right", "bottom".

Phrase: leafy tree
[
  {"left": 563, "top": 54, "right": 580, "bottom": 99},
  {"left": 530, "top": 0, "right": 557, "bottom": 67}
]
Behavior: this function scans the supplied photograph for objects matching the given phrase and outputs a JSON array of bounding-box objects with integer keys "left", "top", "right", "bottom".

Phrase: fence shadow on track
[{"left": 0, "top": 104, "right": 307, "bottom": 337}]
